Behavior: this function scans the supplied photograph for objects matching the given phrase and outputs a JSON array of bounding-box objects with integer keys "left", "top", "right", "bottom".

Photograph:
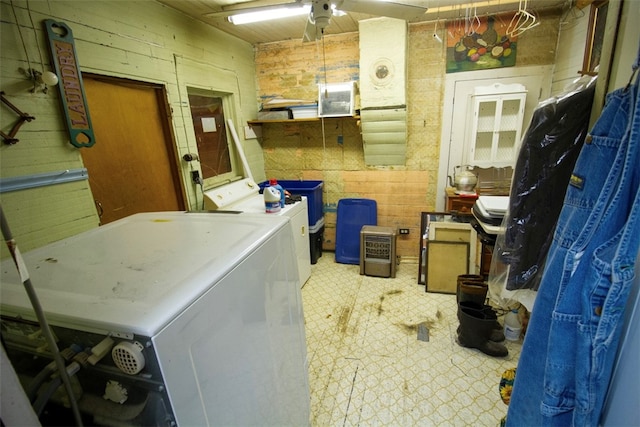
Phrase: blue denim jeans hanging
[{"left": 507, "top": 48, "right": 640, "bottom": 427}]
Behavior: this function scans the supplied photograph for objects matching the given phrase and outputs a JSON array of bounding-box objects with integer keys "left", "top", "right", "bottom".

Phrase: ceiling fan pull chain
[{"left": 322, "top": 32, "right": 328, "bottom": 97}]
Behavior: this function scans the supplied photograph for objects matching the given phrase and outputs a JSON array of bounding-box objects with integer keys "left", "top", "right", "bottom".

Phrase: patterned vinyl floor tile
[{"left": 302, "top": 254, "right": 522, "bottom": 427}]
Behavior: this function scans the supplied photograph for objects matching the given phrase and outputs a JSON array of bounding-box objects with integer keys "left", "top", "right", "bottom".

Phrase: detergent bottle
[
  {"left": 269, "top": 179, "right": 285, "bottom": 208},
  {"left": 264, "top": 186, "right": 281, "bottom": 213},
  {"left": 504, "top": 309, "right": 522, "bottom": 341}
]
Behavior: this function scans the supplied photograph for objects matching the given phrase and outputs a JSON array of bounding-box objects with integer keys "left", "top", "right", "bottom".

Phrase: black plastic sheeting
[{"left": 496, "top": 82, "right": 596, "bottom": 291}]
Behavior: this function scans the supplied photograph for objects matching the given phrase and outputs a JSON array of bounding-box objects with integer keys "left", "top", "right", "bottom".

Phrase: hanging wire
[
  {"left": 433, "top": 0, "right": 442, "bottom": 43},
  {"left": 560, "top": 0, "right": 584, "bottom": 28},
  {"left": 322, "top": 29, "right": 328, "bottom": 98},
  {"left": 26, "top": 0, "right": 45, "bottom": 71},
  {"left": 321, "top": 30, "right": 327, "bottom": 153},
  {"left": 455, "top": 4, "right": 463, "bottom": 38},
  {"left": 10, "top": 0, "right": 34, "bottom": 74}
]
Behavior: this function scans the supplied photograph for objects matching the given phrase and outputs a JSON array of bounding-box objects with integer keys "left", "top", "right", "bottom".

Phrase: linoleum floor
[{"left": 301, "top": 254, "right": 522, "bottom": 426}]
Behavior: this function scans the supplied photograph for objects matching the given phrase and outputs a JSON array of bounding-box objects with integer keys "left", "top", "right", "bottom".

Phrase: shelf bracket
[{"left": 0, "top": 91, "right": 35, "bottom": 145}]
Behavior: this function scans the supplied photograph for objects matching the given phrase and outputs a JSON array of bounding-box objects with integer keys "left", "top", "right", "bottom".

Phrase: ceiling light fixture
[
  {"left": 229, "top": 4, "right": 345, "bottom": 25},
  {"left": 229, "top": 5, "right": 311, "bottom": 25}
]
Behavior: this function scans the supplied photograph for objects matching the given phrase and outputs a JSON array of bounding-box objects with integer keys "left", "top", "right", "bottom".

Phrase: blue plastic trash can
[{"left": 335, "top": 198, "right": 377, "bottom": 264}]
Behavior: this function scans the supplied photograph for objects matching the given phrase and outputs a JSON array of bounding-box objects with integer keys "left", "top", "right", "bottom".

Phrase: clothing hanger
[
  {"left": 469, "top": 6, "right": 481, "bottom": 35},
  {"left": 493, "top": 11, "right": 508, "bottom": 30},
  {"left": 538, "top": 73, "right": 597, "bottom": 107},
  {"left": 506, "top": 0, "right": 526, "bottom": 36},
  {"left": 507, "top": 0, "right": 539, "bottom": 38},
  {"left": 454, "top": 4, "right": 464, "bottom": 38},
  {"left": 514, "top": 4, "right": 540, "bottom": 36},
  {"left": 492, "top": 0, "right": 508, "bottom": 30},
  {"left": 464, "top": 6, "right": 470, "bottom": 35}
]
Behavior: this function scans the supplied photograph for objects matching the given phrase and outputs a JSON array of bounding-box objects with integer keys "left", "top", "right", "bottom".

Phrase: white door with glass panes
[{"left": 464, "top": 83, "right": 526, "bottom": 168}]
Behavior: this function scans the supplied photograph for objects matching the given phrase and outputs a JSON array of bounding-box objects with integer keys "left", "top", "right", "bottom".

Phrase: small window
[{"left": 186, "top": 88, "right": 236, "bottom": 182}]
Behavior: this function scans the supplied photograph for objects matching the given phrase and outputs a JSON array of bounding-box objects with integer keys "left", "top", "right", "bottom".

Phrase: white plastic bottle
[
  {"left": 264, "top": 186, "right": 281, "bottom": 213},
  {"left": 504, "top": 309, "right": 522, "bottom": 341},
  {"left": 269, "top": 178, "right": 285, "bottom": 208}
]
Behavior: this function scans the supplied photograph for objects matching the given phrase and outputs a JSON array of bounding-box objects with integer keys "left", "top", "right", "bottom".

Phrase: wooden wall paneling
[{"left": 1, "top": 0, "right": 260, "bottom": 255}]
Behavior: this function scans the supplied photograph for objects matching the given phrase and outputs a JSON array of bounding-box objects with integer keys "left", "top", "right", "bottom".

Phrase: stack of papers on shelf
[
  {"left": 257, "top": 110, "right": 291, "bottom": 120},
  {"left": 259, "top": 98, "right": 319, "bottom": 120},
  {"left": 262, "top": 98, "right": 316, "bottom": 109}
]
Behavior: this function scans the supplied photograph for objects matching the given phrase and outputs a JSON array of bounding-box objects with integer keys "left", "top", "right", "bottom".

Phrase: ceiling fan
[
  {"left": 215, "top": 0, "right": 428, "bottom": 42},
  {"left": 302, "top": 0, "right": 427, "bottom": 41}
]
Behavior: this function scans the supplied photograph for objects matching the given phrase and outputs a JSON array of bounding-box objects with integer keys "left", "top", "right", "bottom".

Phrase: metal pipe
[{"left": 0, "top": 204, "right": 84, "bottom": 426}]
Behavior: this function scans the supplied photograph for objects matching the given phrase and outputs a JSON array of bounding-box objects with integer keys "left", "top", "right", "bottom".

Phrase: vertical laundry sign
[{"left": 44, "top": 20, "right": 95, "bottom": 148}]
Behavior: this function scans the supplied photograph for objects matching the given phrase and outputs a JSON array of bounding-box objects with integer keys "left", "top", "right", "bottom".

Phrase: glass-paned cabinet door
[{"left": 465, "top": 83, "right": 526, "bottom": 168}]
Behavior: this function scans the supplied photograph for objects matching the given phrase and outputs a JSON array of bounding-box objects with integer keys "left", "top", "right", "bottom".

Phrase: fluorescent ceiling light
[{"left": 229, "top": 5, "right": 311, "bottom": 25}]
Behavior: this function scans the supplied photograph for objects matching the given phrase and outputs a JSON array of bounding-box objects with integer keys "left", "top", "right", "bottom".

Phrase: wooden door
[{"left": 81, "top": 75, "right": 184, "bottom": 224}]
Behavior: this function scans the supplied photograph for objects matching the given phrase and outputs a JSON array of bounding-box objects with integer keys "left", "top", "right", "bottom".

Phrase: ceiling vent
[{"left": 359, "top": 17, "right": 407, "bottom": 166}]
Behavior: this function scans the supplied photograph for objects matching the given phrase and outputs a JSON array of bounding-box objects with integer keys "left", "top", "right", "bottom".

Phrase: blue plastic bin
[
  {"left": 335, "top": 198, "right": 377, "bottom": 265},
  {"left": 260, "top": 180, "right": 324, "bottom": 226}
]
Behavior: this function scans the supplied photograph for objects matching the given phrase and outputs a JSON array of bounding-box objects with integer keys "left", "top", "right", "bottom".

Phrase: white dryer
[{"left": 203, "top": 179, "right": 311, "bottom": 285}]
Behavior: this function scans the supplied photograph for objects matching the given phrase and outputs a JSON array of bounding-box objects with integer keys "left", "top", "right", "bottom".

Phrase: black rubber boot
[
  {"left": 456, "top": 324, "right": 506, "bottom": 343},
  {"left": 456, "top": 274, "right": 484, "bottom": 303},
  {"left": 457, "top": 303, "right": 508, "bottom": 357},
  {"left": 456, "top": 302, "right": 505, "bottom": 342},
  {"left": 458, "top": 280, "right": 488, "bottom": 305},
  {"left": 483, "top": 307, "right": 506, "bottom": 343},
  {"left": 458, "top": 301, "right": 505, "bottom": 342}
]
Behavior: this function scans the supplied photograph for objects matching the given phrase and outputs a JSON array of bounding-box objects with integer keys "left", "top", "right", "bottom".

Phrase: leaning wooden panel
[{"left": 425, "top": 241, "right": 469, "bottom": 294}]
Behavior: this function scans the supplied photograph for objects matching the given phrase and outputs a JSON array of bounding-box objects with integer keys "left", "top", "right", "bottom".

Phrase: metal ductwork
[{"left": 359, "top": 17, "right": 407, "bottom": 166}]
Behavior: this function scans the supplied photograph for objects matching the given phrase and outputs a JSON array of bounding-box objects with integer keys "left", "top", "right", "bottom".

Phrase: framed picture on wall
[
  {"left": 446, "top": 14, "right": 519, "bottom": 74},
  {"left": 581, "top": 0, "right": 609, "bottom": 75}
]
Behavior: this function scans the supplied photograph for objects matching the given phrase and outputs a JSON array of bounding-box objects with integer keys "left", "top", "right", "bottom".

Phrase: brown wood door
[{"left": 81, "top": 75, "right": 184, "bottom": 224}]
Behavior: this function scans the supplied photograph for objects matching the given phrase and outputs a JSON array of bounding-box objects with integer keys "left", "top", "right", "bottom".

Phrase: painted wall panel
[
  {"left": 256, "top": 12, "right": 562, "bottom": 257},
  {"left": 1, "top": 0, "right": 259, "bottom": 257}
]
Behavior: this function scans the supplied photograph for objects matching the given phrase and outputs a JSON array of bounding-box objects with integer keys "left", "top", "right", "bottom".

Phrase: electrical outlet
[
  {"left": 191, "top": 170, "right": 201, "bottom": 184},
  {"left": 399, "top": 228, "right": 410, "bottom": 235}
]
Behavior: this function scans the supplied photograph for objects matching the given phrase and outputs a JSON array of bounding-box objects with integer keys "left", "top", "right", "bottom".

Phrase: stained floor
[{"left": 301, "top": 254, "right": 522, "bottom": 426}]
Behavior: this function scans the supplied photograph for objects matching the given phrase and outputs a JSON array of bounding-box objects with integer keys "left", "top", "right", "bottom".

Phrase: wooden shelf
[{"left": 248, "top": 116, "right": 360, "bottom": 125}]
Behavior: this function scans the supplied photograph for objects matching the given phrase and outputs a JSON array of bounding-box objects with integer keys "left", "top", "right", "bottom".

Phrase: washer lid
[
  {"left": 0, "top": 212, "right": 288, "bottom": 337},
  {"left": 230, "top": 193, "right": 306, "bottom": 217}
]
